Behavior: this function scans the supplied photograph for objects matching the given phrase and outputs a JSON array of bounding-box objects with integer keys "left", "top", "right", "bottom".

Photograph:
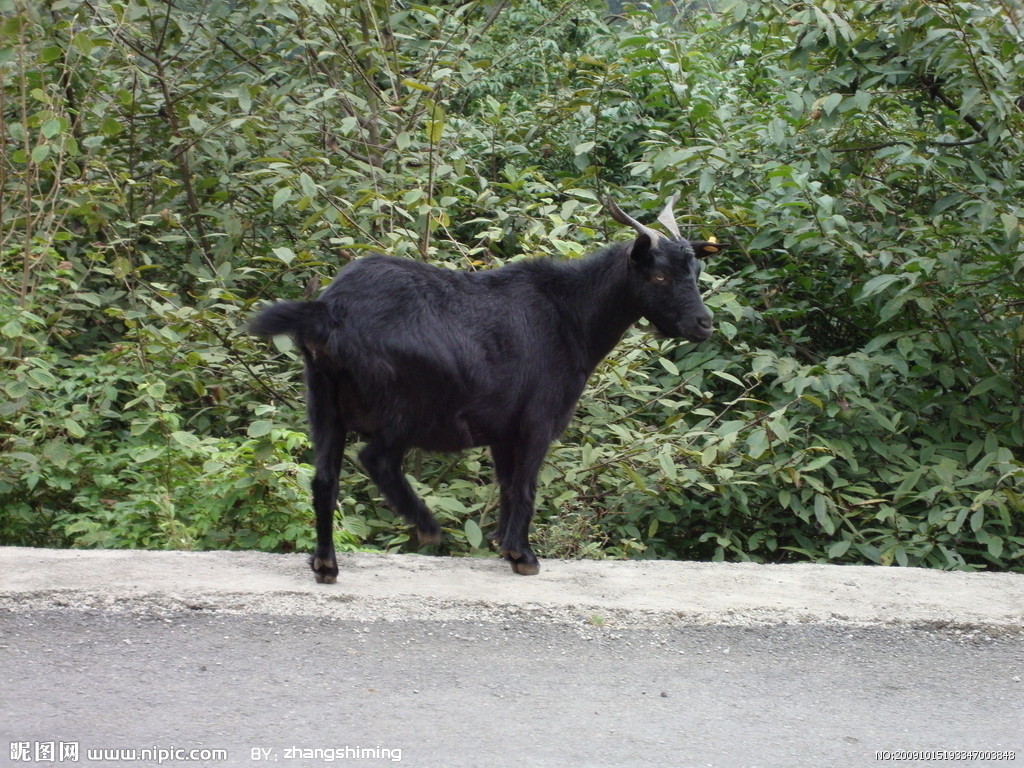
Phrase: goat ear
[
  {"left": 690, "top": 240, "right": 727, "bottom": 260},
  {"left": 629, "top": 233, "right": 655, "bottom": 266}
]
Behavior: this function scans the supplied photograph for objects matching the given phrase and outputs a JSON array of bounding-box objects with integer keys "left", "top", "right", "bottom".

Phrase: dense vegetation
[{"left": 2, "top": 0, "right": 1022, "bottom": 571}]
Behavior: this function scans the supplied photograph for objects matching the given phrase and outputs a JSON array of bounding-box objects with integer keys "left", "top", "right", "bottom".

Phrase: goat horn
[
  {"left": 603, "top": 198, "right": 662, "bottom": 243},
  {"left": 656, "top": 191, "right": 682, "bottom": 240}
]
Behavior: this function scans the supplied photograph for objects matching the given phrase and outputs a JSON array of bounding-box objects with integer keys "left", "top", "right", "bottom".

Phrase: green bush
[{"left": 1, "top": 0, "right": 1021, "bottom": 570}]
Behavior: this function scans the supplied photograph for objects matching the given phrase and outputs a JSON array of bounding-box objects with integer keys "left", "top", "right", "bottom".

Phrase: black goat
[{"left": 250, "top": 197, "right": 723, "bottom": 582}]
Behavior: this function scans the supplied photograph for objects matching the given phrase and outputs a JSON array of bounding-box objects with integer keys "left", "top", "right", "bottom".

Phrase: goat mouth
[
  {"left": 684, "top": 326, "right": 714, "bottom": 343},
  {"left": 649, "top": 322, "right": 713, "bottom": 343},
  {"left": 648, "top": 323, "right": 672, "bottom": 340}
]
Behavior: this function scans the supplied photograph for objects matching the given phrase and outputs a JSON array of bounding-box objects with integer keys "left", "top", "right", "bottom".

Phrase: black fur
[{"left": 250, "top": 233, "right": 715, "bottom": 582}]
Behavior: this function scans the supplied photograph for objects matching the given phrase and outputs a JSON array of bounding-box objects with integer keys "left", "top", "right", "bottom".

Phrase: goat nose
[{"left": 697, "top": 313, "right": 713, "bottom": 330}]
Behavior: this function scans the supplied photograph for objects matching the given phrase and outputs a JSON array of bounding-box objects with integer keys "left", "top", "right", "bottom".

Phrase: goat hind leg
[
  {"left": 359, "top": 441, "right": 441, "bottom": 545},
  {"left": 308, "top": 426, "right": 345, "bottom": 584},
  {"left": 306, "top": 362, "right": 346, "bottom": 584}
]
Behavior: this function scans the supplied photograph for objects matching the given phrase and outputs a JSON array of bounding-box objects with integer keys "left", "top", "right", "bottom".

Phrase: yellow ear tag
[{"left": 704, "top": 245, "right": 720, "bottom": 253}]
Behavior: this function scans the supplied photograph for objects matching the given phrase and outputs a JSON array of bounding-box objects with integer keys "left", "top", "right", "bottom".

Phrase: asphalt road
[{"left": 2, "top": 549, "right": 1023, "bottom": 767}]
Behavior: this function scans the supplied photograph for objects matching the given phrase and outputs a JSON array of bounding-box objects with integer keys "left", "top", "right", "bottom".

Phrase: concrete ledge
[{"left": 2, "top": 547, "right": 1022, "bottom": 630}]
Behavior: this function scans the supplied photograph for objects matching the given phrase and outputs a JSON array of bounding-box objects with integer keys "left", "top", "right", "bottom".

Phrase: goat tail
[{"left": 249, "top": 301, "right": 330, "bottom": 345}]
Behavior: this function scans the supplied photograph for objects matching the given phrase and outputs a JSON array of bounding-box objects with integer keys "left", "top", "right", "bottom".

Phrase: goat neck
[{"left": 569, "top": 245, "right": 645, "bottom": 369}]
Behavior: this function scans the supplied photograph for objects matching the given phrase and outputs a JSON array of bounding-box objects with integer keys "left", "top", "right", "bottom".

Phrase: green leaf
[
  {"left": 5, "top": 379, "right": 28, "bottom": 398},
  {"left": 237, "top": 84, "right": 252, "bottom": 113},
  {"left": 342, "top": 515, "right": 369, "bottom": 538},
  {"left": 551, "top": 239, "right": 584, "bottom": 257},
  {"left": 100, "top": 116, "right": 122, "bottom": 137},
  {"left": 298, "top": 172, "right": 317, "bottom": 198},
  {"left": 402, "top": 78, "right": 433, "bottom": 92},
  {"left": 71, "top": 31, "right": 95, "bottom": 55},
  {"left": 272, "top": 246, "right": 296, "bottom": 264},
  {"left": 827, "top": 539, "right": 852, "bottom": 559},
  {"left": 42, "top": 440, "right": 71, "bottom": 469},
  {"left": 27, "top": 367, "right": 57, "bottom": 388},
  {"left": 746, "top": 428, "right": 769, "bottom": 459},
  {"left": 247, "top": 420, "right": 273, "bottom": 438},
  {"left": 272, "top": 186, "right": 292, "bottom": 209},
  {"left": 41, "top": 118, "right": 63, "bottom": 139},
  {"left": 968, "top": 375, "right": 1012, "bottom": 399},
  {"left": 425, "top": 101, "right": 445, "bottom": 144},
  {"left": 170, "top": 431, "right": 201, "bottom": 449},
  {"left": 1001, "top": 213, "right": 1020, "bottom": 242},
  {"left": 803, "top": 455, "right": 834, "bottom": 472},
  {"left": 813, "top": 494, "right": 835, "bottom": 534},
  {"left": 39, "top": 45, "right": 63, "bottom": 63},
  {"left": 801, "top": 394, "right": 824, "bottom": 409},
  {"left": 986, "top": 535, "right": 1004, "bottom": 559},
  {"left": 859, "top": 274, "right": 901, "bottom": 300},
  {"left": 821, "top": 92, "right": 843, "bottom": 115},
  {"left": 710, "top": 370, "right": 743, "bottom": 386},
  {"left": 621, "top": 463, "right": 647, "bottom": 490},
  {"left": 658, "top": 450, "right": 678, "bottom": 481},
  {"left": 464, "top": 519, "right": 483, "bottom": 549},
  {"left": 700, "top": 444, "right": 717, "bottom": 467}
]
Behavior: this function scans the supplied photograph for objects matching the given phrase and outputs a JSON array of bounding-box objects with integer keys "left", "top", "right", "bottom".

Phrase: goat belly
[{"left": 407, "top": 414, "right": 482, "bottom": 452}]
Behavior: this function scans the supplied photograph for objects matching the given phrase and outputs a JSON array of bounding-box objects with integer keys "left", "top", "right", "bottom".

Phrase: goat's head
[{"left": 606, "top": 195, "right": 722, "bottom": 343}]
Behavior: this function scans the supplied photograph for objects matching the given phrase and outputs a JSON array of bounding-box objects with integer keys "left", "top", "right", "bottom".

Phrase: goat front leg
[
  {"left": 492, "top": 439, "right": 548, "bottom": 575},
  {"left": 359, "top": 440, "right": 442, "bottom": 545}
]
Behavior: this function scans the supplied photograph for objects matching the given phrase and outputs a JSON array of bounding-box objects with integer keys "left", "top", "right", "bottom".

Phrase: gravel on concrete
[{"left": 2, "top": 547, "right": 1022, "bottom": 632}]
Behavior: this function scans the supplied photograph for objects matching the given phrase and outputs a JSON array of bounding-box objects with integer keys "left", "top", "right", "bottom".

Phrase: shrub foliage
[{"left": 2, "top": 0, "right": 1022, "bottom": 570}]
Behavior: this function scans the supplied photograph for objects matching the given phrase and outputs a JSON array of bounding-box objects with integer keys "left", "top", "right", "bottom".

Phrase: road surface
[{"left": 1, "top": 548, "right": 1022, "bottom": 767}]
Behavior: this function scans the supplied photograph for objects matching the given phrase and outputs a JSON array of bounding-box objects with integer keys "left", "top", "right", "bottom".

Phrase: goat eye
[{"left": 652, "top": 273, "right": 669, "bottom": 283}]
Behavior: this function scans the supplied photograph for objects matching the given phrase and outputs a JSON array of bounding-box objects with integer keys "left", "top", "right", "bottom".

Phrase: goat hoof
[
  {"left": 311, "top": 555, "right": 338, "bottom": 584},
  {"left": 501, "top": 549, "right": 540, "bottom": 576},
  {"left": 510, "top": 560, "right": 540, "bottom": 576},
  {"left": 417, "top": 528, "right": 442, "bottom": 546}
]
